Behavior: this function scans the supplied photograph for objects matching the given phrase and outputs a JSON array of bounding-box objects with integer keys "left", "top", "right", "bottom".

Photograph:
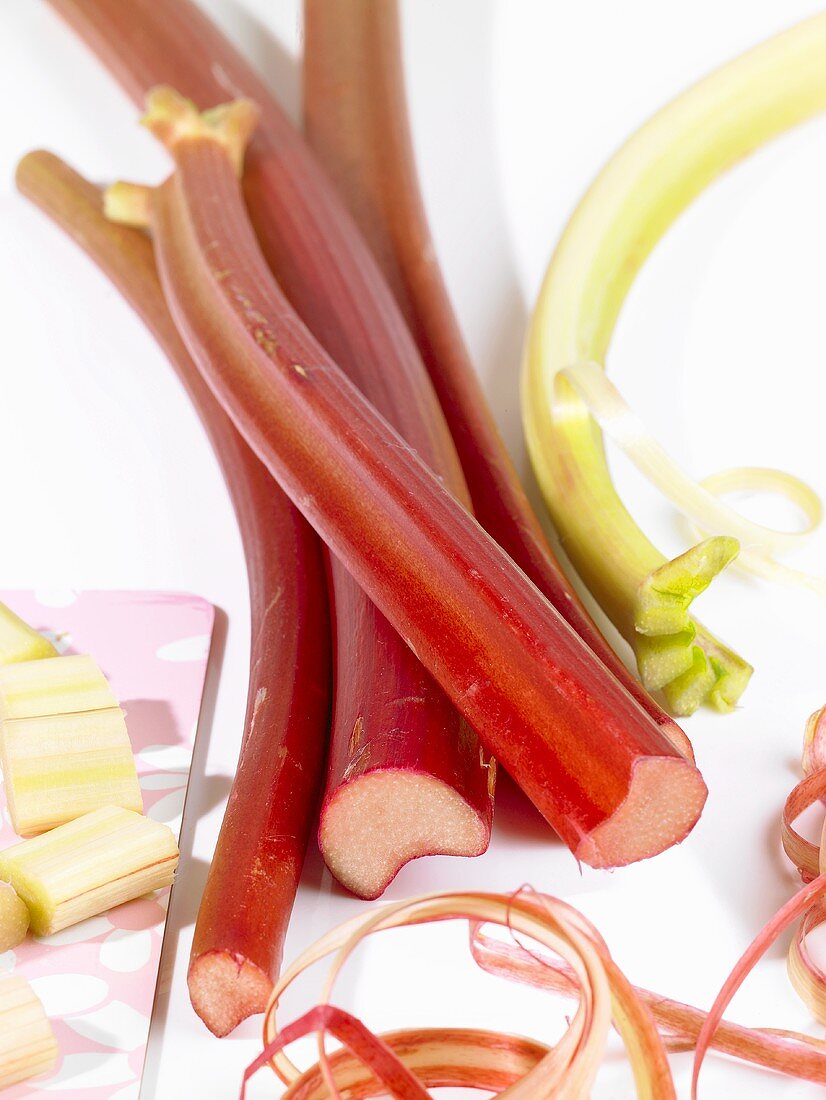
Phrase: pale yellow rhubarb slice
[
  {"left": 0, "top": 654, "right": 113, "bottom": 720},
  {"left": 0, "top": 975, "right": 57, "bottom": 1089},
  {"left": 1, "top": 708, "right": 143, "bottom": 837},
  {"left": 0, "top": 881, "right": 29, "bottom": 952},
  {"left": 0, "top": 806, "right": 179, "bottom": 936},
  {"left": 0, "top": 604, "right": 57, "bottom": 666},
  {"left": 0, "top": 654, "right": 142, "bottom": 836}
]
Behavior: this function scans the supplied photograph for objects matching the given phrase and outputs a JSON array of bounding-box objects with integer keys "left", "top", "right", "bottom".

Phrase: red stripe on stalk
[{"left": 148, "top": 122, "right": 706, "bottom": 867}]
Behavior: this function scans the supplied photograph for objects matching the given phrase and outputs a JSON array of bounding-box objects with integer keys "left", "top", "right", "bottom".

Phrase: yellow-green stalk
[{"left": 524, "top": 14, "right": 826, "bottom": 714}]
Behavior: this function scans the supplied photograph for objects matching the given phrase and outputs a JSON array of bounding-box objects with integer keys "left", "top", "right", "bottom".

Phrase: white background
[{"left": 2, "top": 1, "right": 826, "bottom": 1096}]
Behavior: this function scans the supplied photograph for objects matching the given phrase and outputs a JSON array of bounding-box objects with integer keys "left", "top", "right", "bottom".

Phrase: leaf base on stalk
[{"left": 634, "top": 538, "right": 752, "bottom": 716}]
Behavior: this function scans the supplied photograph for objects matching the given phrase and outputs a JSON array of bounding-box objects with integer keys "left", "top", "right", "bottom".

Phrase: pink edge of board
[{"left": 0, "top": 589, "right": 215, "bottom": 1099}]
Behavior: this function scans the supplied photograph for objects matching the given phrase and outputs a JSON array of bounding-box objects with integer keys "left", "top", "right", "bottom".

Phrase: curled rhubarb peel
[
  {"left": 301, "top": 0, "right": 693, "bottom": 761},
  {"left": 525, "top": 14, "right": 826, "bottom": 713},
  {"left": 282, "top": 1029, "right": 550, "bottom": 1100},
  {"left": 118, "top": 93, "right": 706, "bottom": 868},
  {"left": 16, "top": 151, "right": 331, "bottom": 1036},
  {"left": 782, "top": 768, "right": 826, "bottom": 883},
  {"left": 788, "top": 896, "right": 826, "bottom": 1027},
  {"left": 243, "top": 1006, "right": 432, "bottom": 1100},
  {"left": 666, "top": 717, "right": 826, "bottom": 1094},
  {"left": 691, "top": 873, "right": 826, "bottom": 1099},
  {"left": 250, "top": 890, "right": 674, "bottom": 1099},
  {"left": 562, "top": 363, "right": 825, "bottom": 601},
  {"left": 470, "top": 923, "right": 826, "bottom": 1086},
  {"left": 783, "top": 755, "right": 826, "bottom": 1026},
  {"left": 803, "top": 706, "right": 826, "bottom": 776},
  {"left": 47, "top": 0, "right": 496, "bottom": 898}
]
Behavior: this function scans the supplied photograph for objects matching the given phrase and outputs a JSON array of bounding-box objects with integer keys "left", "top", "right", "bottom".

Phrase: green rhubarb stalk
[{"left": 524, "top": 14, "right": 826, "bottom": 714}]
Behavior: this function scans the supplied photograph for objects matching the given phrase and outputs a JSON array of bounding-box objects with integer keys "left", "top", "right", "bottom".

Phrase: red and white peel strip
[
  {"left": 243, "top": 889, "right": 674, "bottom": 1100},
  {"left": 689, "top": 710, "right": 826, "bottom": 1095},
  {"left": 245, "top": 788, "right": 826, "bottom": 1100},
  {"left": 691, "top": 873, "right": 826, "bottom": 1098},
  {"left": 783, "top": 719, "right": 826, "bottom": 1032},
  {"left": 282, "top": 1029, "right": 549, "bottom": 1100},
  {"left": 782, "top": 768, "right": 826, "bottom": 883},
  {"left": 470, "top": 925, "right": 826, "bottom": 1083},
  {"left": 803, "top": 707, "right": 826, "bottom": 776}
]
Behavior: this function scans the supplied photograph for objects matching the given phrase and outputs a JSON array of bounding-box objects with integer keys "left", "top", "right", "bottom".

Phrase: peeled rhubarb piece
[
  {"left": 0, "top": 806, "right": 179, "bottom": 936},
  {"left": 301, "top": 0, "right": 693, "bottom": 762},
  {"left": 0, "top": 975, "right": 58, "bottom": 1089},
  {"left": 0, "top": 653, "right": 113, "bottom": 720},
  {"left": 0, "top": 604, "right": 57, "bottom": 665},
  {"left": 0, "top": 881, "right": 29, "bottom": 952},
  {"left": 16, "top": 152, "right": 330, "bottom": 1037},
  {"left": 125, "top": 92, "right": 706, "bottom": 868},
  {"left": 1, "top": 706, "right": 143, "bottom": 837}
]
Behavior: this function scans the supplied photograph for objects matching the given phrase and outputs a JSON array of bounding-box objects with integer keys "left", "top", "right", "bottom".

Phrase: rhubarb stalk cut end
[
  {"left": 104, "top": 180, "right": 152, "bottom": 228},
  {"left": 188, "top": 951, "right": 272, "bottom": 1038},
  {"left": 141, "top": 85, "right": 259, "bottom": 176},
  {"left": 320, "top": 771, "right": 492, "bottom": 900},
  {"left": 575, "top": 755, "right": 708, "bottom": 868}
]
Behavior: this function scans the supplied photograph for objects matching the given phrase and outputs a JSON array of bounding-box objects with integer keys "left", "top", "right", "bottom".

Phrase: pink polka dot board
[{"left": 0, "top": 590, "right": 215, "bottom": 1098}]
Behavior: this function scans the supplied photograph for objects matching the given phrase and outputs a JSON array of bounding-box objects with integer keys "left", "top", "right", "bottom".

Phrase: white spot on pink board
[
  {"left": 29, "top": 973, "right": 109, "bottom": 1016},
  {"left": 146, "top": 789, "right": 186, "bottom": 832},
  {"left": 155, "top": 634, "right": 210, "bottom": 661},
  {"left": 108, "top": 1085, "right": 141, "bottom": 1100},
  {"left": 35, "top": 915, "right": 112, "bottom": 946},
  {"left": 32, "top": 1052, "right": 135, "bottom": 1090},
  {"left": 139, "top": 771, "right": 187, "bottom": 791},
  {"left": 138, "top": 743, "right": 191, "bottom": 771},
  {"left": 66, "top": 1001, "right": 149, "bottom": 1051},
  {"left": 33, "top": 588, "right": 79, "bottom": 608},
  {"left": 100, "top": 928, "right": 153, "bottom": 973}
]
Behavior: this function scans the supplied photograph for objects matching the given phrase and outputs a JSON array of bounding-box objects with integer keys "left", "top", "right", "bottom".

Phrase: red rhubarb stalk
[
  {"left": 15, "top": 151, "right": 331, "bottom": 1037},
  {"left": 301, "top": 0, "right": 692, "bottom": 758},
  {"left": 134, "top": 96, "right": 706, "bottom": 867},
  {"left": 47, "top": 0, "right": 495, "bottom": 897}
]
